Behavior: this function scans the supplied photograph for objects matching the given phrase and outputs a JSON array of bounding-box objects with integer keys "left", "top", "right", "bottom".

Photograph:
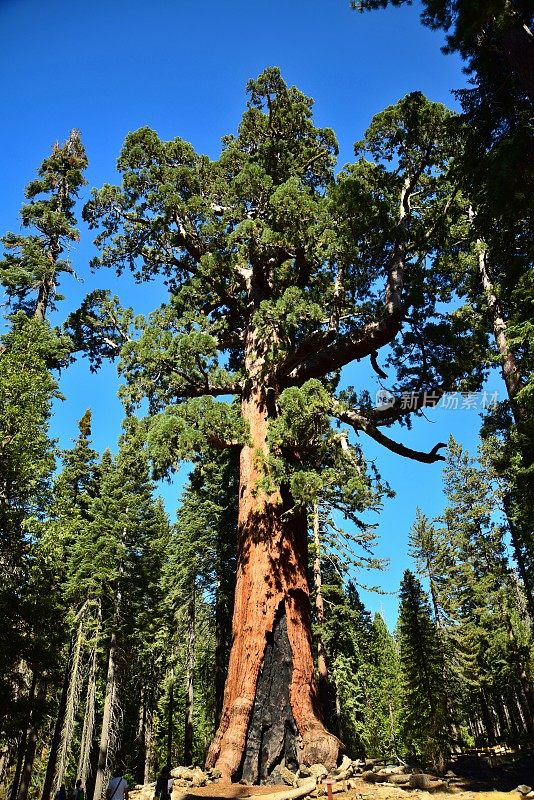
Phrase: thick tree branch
[
  {"left": 334, "top": 405, "right": 446, "bottom": 464},
  {"left": 206, "top": 434, "right": 242, "bottom": 449},
  {"left": 278, "top": 176, "right": 413, "bottom": 382}
]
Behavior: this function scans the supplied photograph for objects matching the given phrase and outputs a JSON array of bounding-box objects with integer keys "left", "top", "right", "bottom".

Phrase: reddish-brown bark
[{"left": 205, "top": 388, "right": 339, "bottom": 781}]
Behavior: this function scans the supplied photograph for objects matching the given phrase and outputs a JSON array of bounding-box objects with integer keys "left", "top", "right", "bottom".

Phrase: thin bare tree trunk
[
  {"left": 478, "top": 247, "right": 523, "bottom": 416},
  {"left": 77, "top": 610, "right": 100, "bottom": 789},
  {"left": 17, "top": 678, "right": 46, "bottom": 800},
  {"left": 9, "top": 674, "right": 36, "bottom": 800},
  {"left": 166, "top": 676, "right": 174, "bottom": 769},
  {"left": 479, "top": 688, "right": 496, "bottom": 746},
  {"left": 143, "top": 696, "right": 153, "bottom": 784},
  {"left": 55, "top": 618, "right": 85, "bottom": 791},
  {"left": 92, "top": 577, "right": 121, "bottom": 800},
  {"left": 311, "top": 503, "right": 338, "bottom": 735},
  {"left": 184, "top": 587, "right": 196, "bottom": 766},
  {"left": 92, "top": 631, "right": 117, "bottom": 800},
  {"left": 41, "top": 636, "right": 75, "bottom": 800},
  {"left": 214, "top": 581, "right": 229, "bottom": 729}
]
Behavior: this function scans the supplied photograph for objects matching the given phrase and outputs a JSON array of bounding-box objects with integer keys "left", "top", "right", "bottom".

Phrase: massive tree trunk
[{"left": 205, "top": 386, "right": 339, "bottom": 782}]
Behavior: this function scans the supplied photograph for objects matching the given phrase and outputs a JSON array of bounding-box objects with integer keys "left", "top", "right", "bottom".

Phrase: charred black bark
[{"left": 240, "top": 605, "right": 299, "bottom": 784}]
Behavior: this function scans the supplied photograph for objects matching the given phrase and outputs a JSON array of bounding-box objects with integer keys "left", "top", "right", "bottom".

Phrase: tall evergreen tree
[
  {"left": 437, "top": 438, "right": 534, "bottom": 741},
  {"left": 354, "top": 0, "right": 534, "bottom": 614},
  {"left": 77, "top": 70, "right": 488, "bottom": 779},
  {"left": 162, "top": 450, "right": 238, "bottom": 766},
  {"left": 0, "top": 130, "right": 87, "bottom": 327},
  {"left": 364, "top": 614, "right": 401, "bottom": 761},
  {"left": 397, "top": 570, "right": 449, "bottom": 770},
  {"left": 0, "top": 132, "right": 87, "bottom": 800}
]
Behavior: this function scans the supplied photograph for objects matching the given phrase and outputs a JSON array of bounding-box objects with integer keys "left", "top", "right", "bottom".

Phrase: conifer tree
[
  {"left": 354, "top": 0, "right": 534, "bottom": 613},
  {"left": 437, "top": 438, "right": 534, "bottom": 740},
  {"left": 0, "top": 130, "right": 87, "bottom": 328},
  {"left": 397, "top": 570, "right": 449, "bottom": 770},
  {"left": 79, "top": 70, "right": 488, "bottom": 779},
  {"left": 162, "top": 451, "right": 238, "bottom": 765},
  {"left": 0, "top": 132, "right": 87, "bottom": 800},
  {"left": 364, "top": 614, "right": 401, "bottom": 760},
  {"left": 40, "top": 411, "right": 101, "bottom": 800}
]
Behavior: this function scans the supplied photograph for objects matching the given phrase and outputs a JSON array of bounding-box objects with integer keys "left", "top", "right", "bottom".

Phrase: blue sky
[{"left": 0, "top": 0, "right": 498, "bottom": 625}]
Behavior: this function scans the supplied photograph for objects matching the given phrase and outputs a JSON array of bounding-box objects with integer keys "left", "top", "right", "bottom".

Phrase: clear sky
[{"left": 0, "top": 0, "right": 499, "bottom": 625}]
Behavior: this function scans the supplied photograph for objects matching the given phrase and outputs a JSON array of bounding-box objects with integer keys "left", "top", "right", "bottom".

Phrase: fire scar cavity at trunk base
[{"left": 205, "top": 390, "right": 340, "bottom": 783}]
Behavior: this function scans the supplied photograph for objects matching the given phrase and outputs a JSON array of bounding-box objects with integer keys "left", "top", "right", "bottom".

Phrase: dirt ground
[{"left": 149, "top": 778, "right": 526, "bottom": 800}]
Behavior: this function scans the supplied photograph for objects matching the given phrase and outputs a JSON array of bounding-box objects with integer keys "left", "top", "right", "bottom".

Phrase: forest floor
[
  {"left": 130, "top": 752, "right": 534, "bottom": 800},
  {"left": 149, "top": 780, "right": 529, "bottom": 800},
  {"left": 131, "top": 773, "right": 533, "bottom": 800}
]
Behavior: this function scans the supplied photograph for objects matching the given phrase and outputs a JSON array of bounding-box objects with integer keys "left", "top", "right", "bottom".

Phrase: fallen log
[{"left": 174, "top": 777, "right": 319, "bottom": 800}]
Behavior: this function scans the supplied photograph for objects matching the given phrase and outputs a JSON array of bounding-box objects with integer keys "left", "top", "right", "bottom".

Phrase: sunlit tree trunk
[
  {"left": 77, "top": 611, "right": 100, "bottom": 790},
  {"left": 92, "top": 632, "right": 117, "bottom": 800},
  {"left": 55, "top": 619, "right": 84, "bottom": 791},
  {"left": 41, "top": 637, "right": 75, "bottom": 800},
  {"left": 206, "top": 384, "right": 339, "bottom": 782}
]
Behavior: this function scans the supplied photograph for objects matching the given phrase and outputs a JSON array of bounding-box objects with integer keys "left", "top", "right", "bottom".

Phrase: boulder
[
  {"left": 380, "top": 765, "right": 406, "bottom": 775},
  {"left": 409, "top": 773, "right": 439, "bottom": 790},
  {"left": 169, "top": 766, "right": 208, "bottom": 787},
  {"left": 334, "top": 756, "right": 353, "bottom": 774},
  {"left": 298, "top": 766, "right": 312, "bottom": 778},
  {"left": 517, "top": 788, "right": 533, "bottom": 797},
  {"left": 309, "top": 764, "right": 328, "bottom": 780},
  {"left": 386, "top": 774, "right": 411, "bottom": 785},
  {"left": 170, "top": 767, "right": 196, "bottom": 780},
  {"left": 279, "top": 766, "right": 298, "bottom": 787}
]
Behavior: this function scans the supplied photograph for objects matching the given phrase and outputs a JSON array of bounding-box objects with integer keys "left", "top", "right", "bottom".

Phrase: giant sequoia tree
[{"left": 81, "top": 70, "right": 486, "bottom": 781}]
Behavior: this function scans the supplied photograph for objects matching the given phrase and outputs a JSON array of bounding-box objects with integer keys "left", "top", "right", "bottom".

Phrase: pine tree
[
  {"left": 437, "top": 438, "right": 534, "bottom": 741},
  {"left": 318, "top": 574, "right": 373, "bottom": 757},
  {"left": 162, "top": 450, "right": 238, "bottom": 766},
  {"left": 364, "top": 614, "right": 401, "bottom": 761},
  {"left": 0, "top": 133, "right": 88, "bottom": 799},
  {"left": 397, "top": 570, "right": 449, "bottom": 770},
  {"left": 0, "top": 130, "right": 87, "bottom": 327},
  {"left": 40, "top": 411, "right": 101, "bottom": 800},
  {"left": 0, "top": 320, "right": 59, "bottom": 800}
]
